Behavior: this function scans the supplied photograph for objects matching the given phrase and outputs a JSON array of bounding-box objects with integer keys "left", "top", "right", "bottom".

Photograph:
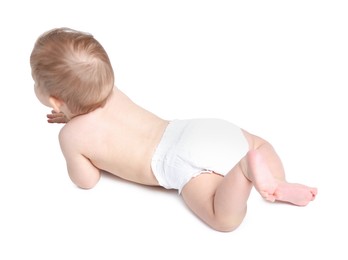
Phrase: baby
[{"left": 30, "top": 28, "right": 317, "bottom": 232}]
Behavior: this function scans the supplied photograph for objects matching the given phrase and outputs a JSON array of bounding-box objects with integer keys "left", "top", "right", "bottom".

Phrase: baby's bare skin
[
  {"left": 57, "top": 87, "right": 317, "bottom": 208},
  {"left": 58, "top": 88, "right": 168, "bottom": 188}
]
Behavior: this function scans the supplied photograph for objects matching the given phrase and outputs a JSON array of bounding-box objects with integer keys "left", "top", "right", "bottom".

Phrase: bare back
[{"left": 59, "top": 88, "right": 169, "bottom": 187}]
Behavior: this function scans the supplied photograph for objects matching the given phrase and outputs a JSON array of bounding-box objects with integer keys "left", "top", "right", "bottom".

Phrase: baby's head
[{"left": 30, "top": 28, "right": 114, "bottom": 115}]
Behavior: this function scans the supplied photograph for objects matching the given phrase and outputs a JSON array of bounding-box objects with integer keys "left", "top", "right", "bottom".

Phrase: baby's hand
[{"left": 47, "top": 110, "right": 69, "bottom": 124}]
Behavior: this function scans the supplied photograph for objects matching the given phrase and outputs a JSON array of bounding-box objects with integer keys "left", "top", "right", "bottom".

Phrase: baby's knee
[
  {"left": 210, "top": 214, "right": 246, "bottom": 232},
  {"left": 211, "top": 219, "right": 243, "bottom": 232}
]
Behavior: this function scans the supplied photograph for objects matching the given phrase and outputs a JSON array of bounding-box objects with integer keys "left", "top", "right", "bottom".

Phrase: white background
[{"left": 1, "top": 1, "right": 347, "bottom": 259}]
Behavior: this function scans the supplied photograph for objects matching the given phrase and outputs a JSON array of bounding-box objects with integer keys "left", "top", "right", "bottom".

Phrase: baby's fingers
[{"left": 46, "top": 111, "right": 68, "bottom": 123}]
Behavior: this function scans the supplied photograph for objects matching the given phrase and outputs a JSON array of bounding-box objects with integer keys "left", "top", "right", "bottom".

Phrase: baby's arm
[{"left": 59, "top": 128, "right": 100, "bottom": 189}]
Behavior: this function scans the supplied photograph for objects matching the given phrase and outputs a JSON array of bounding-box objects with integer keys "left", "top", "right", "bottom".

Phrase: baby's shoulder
[
  {"left": 58, "top": 118, "right": 86, "bottom": 145},
  {"left": 59, "top": 112, "right": 103, "bottom": 144},
  {"left": 58, "top": 122, "right": 76, "bottom": 145},
  {"left": 58, "top": 119, "right": 95, "bottom": 158}
]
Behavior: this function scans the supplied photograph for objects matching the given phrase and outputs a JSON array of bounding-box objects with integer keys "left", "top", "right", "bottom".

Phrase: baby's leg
[
  {"left": 246, "top": 149, "right": 317, "bottom": 206},
  {"left": 243, "top": 131, "right": 317, "bottom": 205},
  {"left": 181, "top": 143, "right": 317, "bottom": 232},
  {"left": 181, "top": 163, "right": 253, "bottom": 232}
]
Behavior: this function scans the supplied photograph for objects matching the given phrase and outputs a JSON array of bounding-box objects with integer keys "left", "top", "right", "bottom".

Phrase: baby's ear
[{"left": 49, "top": 96, "right": 64, "bottom": 113}]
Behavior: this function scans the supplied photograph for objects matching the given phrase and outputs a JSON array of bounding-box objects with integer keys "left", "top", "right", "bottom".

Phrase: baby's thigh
[{"left": 181, "top": 173, "right": 223, "bottom": 222}]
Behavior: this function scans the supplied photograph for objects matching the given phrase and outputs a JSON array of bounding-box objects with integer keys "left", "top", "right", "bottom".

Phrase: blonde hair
[{"left": 30, "top": 28, "right": 114, "bottom": 115}]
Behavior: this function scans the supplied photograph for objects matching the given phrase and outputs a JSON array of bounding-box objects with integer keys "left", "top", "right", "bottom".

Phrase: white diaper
[{"left": 151, "top": 118, "right": 249, "bottom": 193}]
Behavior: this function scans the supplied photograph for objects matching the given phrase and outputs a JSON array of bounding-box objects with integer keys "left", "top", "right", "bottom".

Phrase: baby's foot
[
  {"left": 274, "top": 182, "right": 317, "bottom": 206},
  {"left": 246, "top": 150, "right": 317, "bottom": 206}
]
